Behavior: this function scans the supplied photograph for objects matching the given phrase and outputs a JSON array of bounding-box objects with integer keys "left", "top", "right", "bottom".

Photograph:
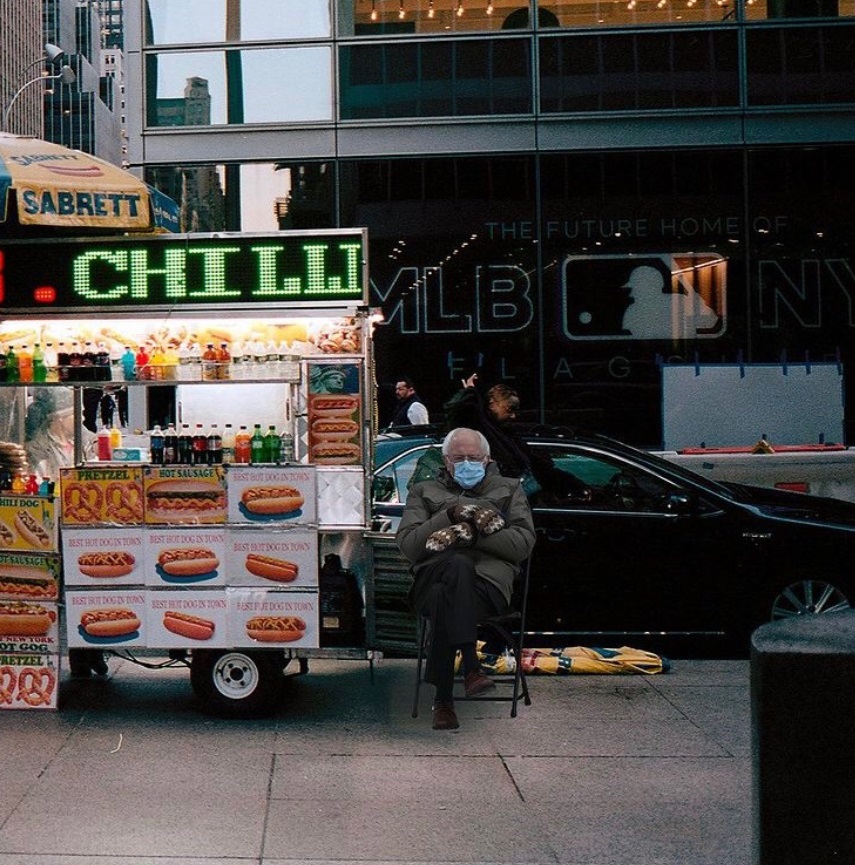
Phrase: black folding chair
[{"left": 411, "top": 558, "right": 532, "bottom": 718}]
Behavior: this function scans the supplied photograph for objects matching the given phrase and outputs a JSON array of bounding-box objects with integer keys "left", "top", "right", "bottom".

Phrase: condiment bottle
[
  {"left": 25, "top": 474, "right": 39, "bottom": 495},
  {"left": 135, "top": 345, "right": 150, "bottom": 381},
  {"left": 11, "top": 473, "right": 27, "bottom": 495},
  {"left": 97, "top": 427, "right": 113, "bottom": 461}
]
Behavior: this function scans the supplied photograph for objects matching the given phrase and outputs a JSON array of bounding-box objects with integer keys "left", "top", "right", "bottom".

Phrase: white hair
[{"left": 441, "top": 427, "right": 490, "bottom": 457}]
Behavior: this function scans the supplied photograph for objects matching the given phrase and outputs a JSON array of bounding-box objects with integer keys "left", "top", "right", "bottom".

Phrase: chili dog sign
[{"left": 0, "top": 495, "right": 57, "bottom": 551}]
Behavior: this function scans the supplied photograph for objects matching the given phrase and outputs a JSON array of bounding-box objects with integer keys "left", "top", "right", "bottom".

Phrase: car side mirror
[{"left": 665, "top": 491, "right": 694, "bottom": 515}]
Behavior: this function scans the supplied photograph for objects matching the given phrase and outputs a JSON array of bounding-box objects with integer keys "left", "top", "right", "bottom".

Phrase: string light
[
  {"left": 428, "top": 0, "right": 435, "bottom": 16},
  {"left": 370, "top": 0, "right": 378, "bottom": 19},
  {"left": 457, "top": 0, "right": 464, "bottom": 15},
  {"left": 399, "top": 0, "right": 405, "bottom": 17}
]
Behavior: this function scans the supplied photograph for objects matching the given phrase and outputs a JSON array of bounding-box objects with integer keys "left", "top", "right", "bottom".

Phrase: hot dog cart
[{"left": 0, "top": 229, "right": 381, "bottom": 715}]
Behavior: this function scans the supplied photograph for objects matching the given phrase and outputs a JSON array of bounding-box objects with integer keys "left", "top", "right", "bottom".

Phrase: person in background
[
  {"left": 25, "top": 388, "right": 106, "bottom": 678},
  {"left": 442, "top": 373, "right": 590, "bottom": 501},
  {"left": 397, "top": 427, "right": 535, "bottom": 730},
  {"left": 386, "top": 377, "right": 429, "bottom": 429}
]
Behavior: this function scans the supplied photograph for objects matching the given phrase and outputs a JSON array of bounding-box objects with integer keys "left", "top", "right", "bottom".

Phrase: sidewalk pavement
[{"left": 0, "top": 656, "right": 752, "bottom": 865}]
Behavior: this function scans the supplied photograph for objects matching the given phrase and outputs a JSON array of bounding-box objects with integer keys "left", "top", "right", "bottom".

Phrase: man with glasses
[{"left": 397, "top": 427, "right": 535, "bottom": 730}]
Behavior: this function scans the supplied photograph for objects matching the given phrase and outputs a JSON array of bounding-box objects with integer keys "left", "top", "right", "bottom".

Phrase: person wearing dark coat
[
  {"left": 386, "top": 377, "right": 429, "bottom": 429},
  {"left": 397, "top": 428, "right": 535, "bottom": 731}
]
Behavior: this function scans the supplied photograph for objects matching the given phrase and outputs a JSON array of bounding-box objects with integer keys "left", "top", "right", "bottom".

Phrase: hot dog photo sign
[
  {"left": 227, "top": 588, "right": 318, "bottom": 648},
  {"left": 226, "top": 466, "right": 317, "bottom": 525},
  {"left": 144, "top": 466, "right": 227, "bottom": 525},
  {"left": 66, "top": 590, "right": 147, "bottom": 648},
  {"left": 144, "top": 527, "right": 226, "bottom": 586},
  {"left": 307, "top": 362, "right": 362, "bottom": 466},
  {"left": 225, "top": 528, "right": 318, "bottom": 588},
  {"left": 0, "top": 495, "right": 57, "bottom": 551},
  {"left": 0, "top": 552, "right": 61, "bottom": 603},
  {"left": 62, "top": 528, "right": 145, "bottom": 587},
  {"left": 147, "top": 590, "right": 230, "bottom": 648},
  {"left": 0, "top": 653, "right": 59, "bottom": 710}
]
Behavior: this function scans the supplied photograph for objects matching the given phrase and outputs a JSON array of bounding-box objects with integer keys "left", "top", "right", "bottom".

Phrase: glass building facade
[{"left": 126, "top": 0, "right": 855, "bottom": 446}]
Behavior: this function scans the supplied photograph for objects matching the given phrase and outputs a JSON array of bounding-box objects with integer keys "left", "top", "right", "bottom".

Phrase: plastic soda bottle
[
  {"left": 263, "top": 425, "right": 281, "bottom": 463},
  {"left": 279, "top": 427, "right": 295, "bottom": 463},
  {"left": 249, "top": 424, "right": 265, "bottom": 464},
  {"left": 18, "top": 345, "right": 33, "bottom": 382},
  {"left": 163, "top": 423, "right": 178, "bottom": 464},
  {"left": 32, "top": 344, "right": 47, "bottom": 382},
  {"left": 217, "top": 343, "right": 231, "bottom": 380},
  {"left": 192, "top": 424, "right": 208, "bottom": 464},
  {"left": 149, "top": 424, "right": 165, "bottom": 465},
  {"left": 5, "top": 346, "right": 19, "bottom": 383},
  {"left": 221, "top": 423, "right": 236, "bottom": 464},
  {"left": 97, "top": 427, "right": 113, "bottom": 461},
  {"left": 121, "top": 346, "right": 136, "bottom": 381},
  {"left": 207, "top": 424, "right": 223, "bottom": 464},
  {"left": 234, "top": 425, "right": 251, "bottom": 463},
  {"left": 201, "top": 343, "right": 218, "bottom": 381},
  {"left": 110, "top": 425, "right": 123, "bottom": 451},
  {"left": 178, "top": 424, "right": 193, "bottom": 464}
]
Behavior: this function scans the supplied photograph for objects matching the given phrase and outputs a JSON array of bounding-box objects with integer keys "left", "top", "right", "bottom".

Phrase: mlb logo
[{"left": 561, "top": 254, "right": 727, "bottom": 341}]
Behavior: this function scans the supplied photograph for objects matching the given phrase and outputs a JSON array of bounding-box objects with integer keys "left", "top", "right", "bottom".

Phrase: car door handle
[{"left": 538, "top": 528, "right": 580, "bottom": 542}]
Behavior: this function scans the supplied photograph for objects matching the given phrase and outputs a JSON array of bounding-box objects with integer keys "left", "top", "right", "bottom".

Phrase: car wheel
[
  {"left": 770, "top": 580, "right": 851, "bottom": 621},
  {"left": 190, "top": 649, "right": 284, "bottom": 717}
]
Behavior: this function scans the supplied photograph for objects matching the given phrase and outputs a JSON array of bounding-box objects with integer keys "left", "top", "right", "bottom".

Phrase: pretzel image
[
  {"left": 63, "top": 482, "right": 104, "bottom": 523},
  {"left": 17, "top": 667, "right": 56, "bottom": 707},
  {"left": 0, "top": 666, "right": 15, "bottom": 705},
  {"left": 104, "top": 481, "right": 144, "bottom": 522}
]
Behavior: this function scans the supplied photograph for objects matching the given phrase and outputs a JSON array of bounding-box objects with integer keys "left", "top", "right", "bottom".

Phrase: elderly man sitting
[{"left": 396, "top": 427, "right": 536, "bottom": 730}]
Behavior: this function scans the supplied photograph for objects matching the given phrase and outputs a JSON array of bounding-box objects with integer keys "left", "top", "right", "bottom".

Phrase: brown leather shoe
[
  {"left": 464, "top": 668, "right": 496, "bottom": 697},
  {"left": 432, "top": 701, "right": 460, "bottom": 730}
]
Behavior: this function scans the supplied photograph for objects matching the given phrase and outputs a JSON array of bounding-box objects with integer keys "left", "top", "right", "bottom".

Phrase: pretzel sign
[
  {"left": 17, "top": 667, "right": 55, "bottom": 707},
  {"left": 0, "top": 666, "right": 16, "bottom": 705},
  {"left": 63, "top": 482, "right": 104, "bottom": 523}
]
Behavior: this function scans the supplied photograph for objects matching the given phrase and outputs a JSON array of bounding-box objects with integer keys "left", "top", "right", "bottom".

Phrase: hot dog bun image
[
  {"left": 163, "top": 610, "right": 215, "bottom": 641},
  {"left": 146, "top": 480, "right": 226, "bottom": 524},
  {"left": 79, "top": 608, "right": 141, "bottom": 637},
  {"left": 157, "top": 548, "right": 220, "bottom": 577},
  {"left": 240, "top": 486, "right": 304, "bottom": 516},
  {"left": 310, "top": 394, "right": 359, "bottom": 417},
  {"left": 245, "top": 615, "right": 306, "bottom": 642},
  {"left": 311, "top": 417, "right": 359, "bottom": 443},
  {"left": 310, "top": 441, "right": 361, "bottom": 465},
  {"left": 0, "top": 568, "right": 58, "bottom": 600},
  {"left": 13, "top": 510, "right": 52, "bottom": 549},
  {"left": 78, "top": 551, "right": 136, "bottom": 579},
  {"left": 245, "top": 553, "right": 299, "bottom": 583},
  {"left": 0, "top": 602, "right": 56, "bottom": 636}
]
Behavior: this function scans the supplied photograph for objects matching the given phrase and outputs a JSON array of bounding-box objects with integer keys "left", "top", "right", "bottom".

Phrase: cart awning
[{"left": 0, "top": 133, "right": 179, "bottom": 232}]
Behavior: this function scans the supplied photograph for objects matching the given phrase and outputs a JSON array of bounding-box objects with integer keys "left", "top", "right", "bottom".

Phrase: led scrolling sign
[{"left": 0, "top": 230, "right": 367, "bottom": 312}]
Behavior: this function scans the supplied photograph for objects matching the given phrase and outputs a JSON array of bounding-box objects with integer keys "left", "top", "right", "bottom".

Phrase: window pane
[
  {"left": 146, "top": 0, "right": 331, "bottom": 44},
  {"left": 147, "top": 48, "right": 332, "bottom": 126}
]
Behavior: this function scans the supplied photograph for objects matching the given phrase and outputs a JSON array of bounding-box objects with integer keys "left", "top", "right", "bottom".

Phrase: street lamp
[
  {"left": 1, "top": 66, "right": 76, "bottom": 133},
  {"left": 0, "top": 43, "right": 75, "bottom": 134}
]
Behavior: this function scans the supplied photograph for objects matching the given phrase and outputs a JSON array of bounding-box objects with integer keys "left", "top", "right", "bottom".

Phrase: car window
[
  {"left": 532, "top": 443, "right": 678, "bottom": 513},
  {"left": 374, "top": 446, "right": 431, "bottom": 503}
]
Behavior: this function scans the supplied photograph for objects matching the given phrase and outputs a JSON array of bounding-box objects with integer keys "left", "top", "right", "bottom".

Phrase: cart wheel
[{"left": 190, "top": 649, "right": 284, "bottom": 717}]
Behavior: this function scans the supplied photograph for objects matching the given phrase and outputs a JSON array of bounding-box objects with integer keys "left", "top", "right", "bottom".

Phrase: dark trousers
[{"left": 410, "top": 552, "right": 507, "bottom": 697}]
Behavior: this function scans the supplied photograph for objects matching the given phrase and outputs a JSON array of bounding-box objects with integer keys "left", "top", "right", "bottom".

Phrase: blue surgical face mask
[{"left": 453, "top": 459, "right": 486, "bottom": 489}]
